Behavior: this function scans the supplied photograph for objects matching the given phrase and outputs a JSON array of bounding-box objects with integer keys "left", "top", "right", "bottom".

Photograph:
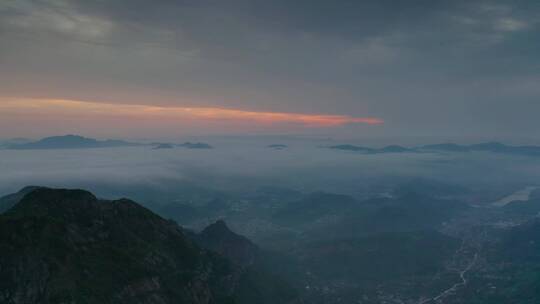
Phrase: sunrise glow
[{"left": 0, "top": 98, "right": 383, "bottom": 128}]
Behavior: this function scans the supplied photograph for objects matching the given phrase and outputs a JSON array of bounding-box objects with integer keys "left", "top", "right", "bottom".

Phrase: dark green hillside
[
  {"left": 300, "top": 231, "right": 459, "bottom": 282},
  {"left": 0, "top": 186, "right": 42, "bottom": 213},
  {"left": 0, "top": 188, "right": 298, "bottom": 304}
]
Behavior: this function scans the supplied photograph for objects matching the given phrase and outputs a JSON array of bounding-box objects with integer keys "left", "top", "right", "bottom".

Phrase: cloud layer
[{"left": 1, "top": 0, "right": 539, "bottom": 138}]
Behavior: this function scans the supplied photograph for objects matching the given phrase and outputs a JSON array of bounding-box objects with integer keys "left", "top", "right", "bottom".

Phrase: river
[{"left": 492, "top": 186, "right": 539, "bottom": 207}]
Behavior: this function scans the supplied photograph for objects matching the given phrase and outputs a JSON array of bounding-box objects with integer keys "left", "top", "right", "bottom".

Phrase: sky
[{"left": 1, "top": 0, "right": 539, "bottom": 140}]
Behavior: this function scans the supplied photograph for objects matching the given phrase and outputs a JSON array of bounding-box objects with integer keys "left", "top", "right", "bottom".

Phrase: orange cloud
[{"left": 0, "top": 98, "right": 383, "bottom": 127}]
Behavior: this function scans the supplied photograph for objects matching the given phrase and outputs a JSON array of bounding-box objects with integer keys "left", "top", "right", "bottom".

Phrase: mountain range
[
  {"left": 6, "top": 135, "right": 142, "bottom": 150},
  {"left": 4, "top": 135, "right": 540, "bottom": 157},
  {"left": 178, "top": 142, "right": 213, "bottom": 149},
  {"left": 329, "top": 142, "right": 540, "bottom": 156},
  {"left": 2, "top": 135, "right": 216, "bottom": 151}
]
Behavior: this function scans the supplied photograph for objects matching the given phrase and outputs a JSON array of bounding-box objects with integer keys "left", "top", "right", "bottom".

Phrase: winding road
[
  {"left": 432, "top": 253, "right": 478, "bottom": 302},
  {"left": 418, "top": 245, "right": 479, "bottom": 304}
]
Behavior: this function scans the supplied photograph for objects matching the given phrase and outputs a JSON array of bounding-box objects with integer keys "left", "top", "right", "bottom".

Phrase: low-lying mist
[{"left": 2, "top": 137, "right": 540, "bottom": 202}]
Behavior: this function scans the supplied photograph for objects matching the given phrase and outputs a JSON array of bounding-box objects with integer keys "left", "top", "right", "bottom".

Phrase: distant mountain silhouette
[
  {"left": 378, "top": 145, "right": 411, "bottom": 153},
  {"left": 267, "top": 144, "right": 288, "bottom": 150},
  {"left": 420, "top": 142, "right": 540, "bottom": 156},
  {"left": 329, "top": 142, "right": 540, "bottom": 156},
  {"left": 329, "top": 144, "right": 411, "bottom": 154},
  {"left": 7, "top": 135, "right": 142, "bottom": 150},
  {"left": 328, "top": 144, "right": 375, "bottom": 153},
  {"left": 420, "top": 143, "right": 470, "bottom": 152},
  {"left": 272, "top": 192, "right": 358, "bottom": 227},
  {"left": 178, "top": 142, "right": 213, "bottom": 149}
]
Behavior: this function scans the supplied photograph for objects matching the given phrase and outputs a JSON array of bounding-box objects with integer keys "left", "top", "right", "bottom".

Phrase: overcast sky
[{"left": 1, "top": 0, "right": 539, "bottom": 139}]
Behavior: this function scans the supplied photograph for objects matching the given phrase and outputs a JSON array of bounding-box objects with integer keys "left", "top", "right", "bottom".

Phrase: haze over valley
[{"left": 2, "top": 0, "right": 540, "bottom": 303}]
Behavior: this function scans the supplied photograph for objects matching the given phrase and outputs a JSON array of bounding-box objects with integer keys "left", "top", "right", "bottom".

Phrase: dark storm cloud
[{"left": 1, "top": 0, "right": 539, "bottom": 137}]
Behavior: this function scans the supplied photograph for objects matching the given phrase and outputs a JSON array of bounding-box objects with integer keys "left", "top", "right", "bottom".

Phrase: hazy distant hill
[
  {"left": 300, "top": 231, "right": 458, "bottom": 282},
  {"left": 420, "top": 142, "right": 540, "bottom": 156},
  {"left": 328, "top": 142, "right": 540, "bottom": 157},
  {"left": 272, "top": 192, "right": 358, "bottom": 227},
  {"left": 420, "top": 143, "right": 470, "bottom": 152},
  {"left": 378, "top": 145, "right": 411, "bottom": 153},
  {"left": 267, "top": 144, "right": 288, "bottom": 150},
  {"left": 328, "top": 144, "right": 375, "bottom": 153},
  {"left": 329, "top": 144, "right": 411, "bottom": 154},
  {"left": 7, "top": 135, "right": 142, "bottom": 150},
  {"left": 0, "top": 187, "right": 299, "bottom": 304},
  {"left": 178, "top": 142, "right": 213, "bottom": 149},
  {"left": 153, "top": 143, "right": 175, "bottom": 149}
]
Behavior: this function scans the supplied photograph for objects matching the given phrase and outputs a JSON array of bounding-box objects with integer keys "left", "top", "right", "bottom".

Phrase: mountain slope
[
  {"left": 0, "top": 186, "right": 42, "bottom": 213},
  {"left": 194, "top": 221, "right": 298, "bottom": 304},
  {"left": 196, "top": 220, "right": 259, "bottom": 267},
  {"left": 0, "top": 187, "right": 298, "bottom": 304}
]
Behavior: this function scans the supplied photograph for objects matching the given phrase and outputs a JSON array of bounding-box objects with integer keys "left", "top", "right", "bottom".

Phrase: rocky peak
[{"left": 198, "top": 220, "right": 259, "bottom": 267}]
